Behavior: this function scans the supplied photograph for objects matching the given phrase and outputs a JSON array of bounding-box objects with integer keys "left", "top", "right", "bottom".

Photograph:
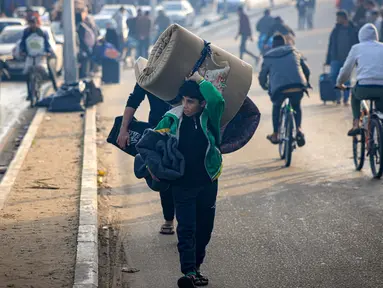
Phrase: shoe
[
  {"left": 178, "top": 273, "right": 197, "bottom": 288},
  {"left": 267, "top": 134, "right": 279, "bottom": 145},
  {"left": 296, "top": 131, "right": 306, "bottom": 147},
  {"left": 194, "top": 270, "right": 209, "bottom": 286},
  {"left": 344, "top": 102, "right": 350, "bottom": 107},
  {"left": 336, "top": 100, "right": 341, "bottom": 105},
  {"left": 348, "top": 127, "right": 361, "bottom": 137}
]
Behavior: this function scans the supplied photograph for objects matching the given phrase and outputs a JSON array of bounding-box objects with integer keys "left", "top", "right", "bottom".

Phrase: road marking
[
  {"left": 0, "top": 108, "right": 46, "bottom": 210},
  {"left": 73, "top": 106, "right": 99, "bottom": 288}
]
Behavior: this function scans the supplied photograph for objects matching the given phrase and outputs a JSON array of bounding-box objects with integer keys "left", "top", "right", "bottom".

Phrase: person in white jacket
[{"left": 336, "top": 23, "right": 383, "bottom": 136}]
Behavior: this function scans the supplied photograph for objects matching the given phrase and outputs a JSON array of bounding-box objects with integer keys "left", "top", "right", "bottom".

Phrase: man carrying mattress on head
[
  {"left": 153, "top": 71, "right": 225, "bottom": 288},
  {"left": 116, "top": 69, "right": 175, "bottom": 235}
]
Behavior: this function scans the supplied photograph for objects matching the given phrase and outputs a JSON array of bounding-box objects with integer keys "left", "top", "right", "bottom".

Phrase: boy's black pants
[{"left": 172, "top": 181, "right": 218, "bottom": 274}]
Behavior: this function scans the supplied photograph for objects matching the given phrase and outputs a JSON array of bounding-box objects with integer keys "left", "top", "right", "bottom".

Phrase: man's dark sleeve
[
  {"left": 20, "top": 29, "right": 28, "bottom": 54},
  {"left": 126, "top": 83, "right": 146, "bottom": 109}
]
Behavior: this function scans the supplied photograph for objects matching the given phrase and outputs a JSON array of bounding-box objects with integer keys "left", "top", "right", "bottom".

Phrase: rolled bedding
[{"left": 136, "top": 24, "right": 253, "bottom": 126}]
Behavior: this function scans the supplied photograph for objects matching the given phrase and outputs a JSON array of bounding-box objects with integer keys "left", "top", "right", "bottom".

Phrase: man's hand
[
  {"left": 147, "top": 166, "right": 160, "bottom": 182},
  {"left": 117, "top": 130, "right": 130, "bottom": 149},
  {"left": 187, "top": 71, "right": 203, "bottom": 83},
  {"left": 336, "top": 84, "right": 347, "bottom": 90}
]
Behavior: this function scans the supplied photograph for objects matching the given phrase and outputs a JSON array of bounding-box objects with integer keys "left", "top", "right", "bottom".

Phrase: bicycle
[
  {"left": 278, "top": 98, "right": 298, "bottom": 167},
  {"left": 25, "top": 54, "right": 48, "bottom": 108},
  {"left": 340, "top": 86, "right": 383, "bottom": 178}
]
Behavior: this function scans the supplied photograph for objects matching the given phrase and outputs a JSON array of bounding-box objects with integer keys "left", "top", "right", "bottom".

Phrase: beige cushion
[
  {"left": 134, "top": 57, "right": 149, "bottom": 80},
  {"left": 136, "top": 24, "right": 253, "bottom": 126}
]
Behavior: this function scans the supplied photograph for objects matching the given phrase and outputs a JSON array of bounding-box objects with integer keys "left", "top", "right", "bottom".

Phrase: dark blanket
[
  {"left": 106, "top": 117, "right": 152, "bottom": 156},
  {"left": 134, "top": 129, "right": 185, "bottom": 181},
  {"left": 220, "top": 97, "right": 261, "bottom": 154}
]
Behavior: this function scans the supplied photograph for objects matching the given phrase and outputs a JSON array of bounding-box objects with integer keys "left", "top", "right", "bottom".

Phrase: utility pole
[
  {"left": 63, "top": 0, "right": 78, "bottom": 84},
  {"left": 151, "top": 0, "right": 157, "bottom": 25}
]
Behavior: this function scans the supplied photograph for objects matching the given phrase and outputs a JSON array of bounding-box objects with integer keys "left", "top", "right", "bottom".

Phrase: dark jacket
[
  {"left": 155, "top": 14, "right": 171, "bottom": 33},
  {"left": 258, "top": 45, "right": 310, "bottom": 100},
  {"left": 239, "top": 13, "right": 252, "bottom": 37},
  {"left": 126, "top": 17, "right": 137, "bottom": 38},
  {"left": 326, "top": 22, "right": 358, "bottom": 65},
  {"left": 134, "top": 129, "right": 185, "bottom": 181},
  {"left": 20, "top": 28, "right": 52, "bottom": 55},
  {"left": 105, "top": 28, "right": 120, "bottom": 51},
  {"left": 256, "top": 15, "right": 275, "bottom": 35},
  {"left": 126, "top": 83, "right": 171, "bottom": 127},
  {"left": 265, "top": 20, "right": 295, "bottom": 43}
]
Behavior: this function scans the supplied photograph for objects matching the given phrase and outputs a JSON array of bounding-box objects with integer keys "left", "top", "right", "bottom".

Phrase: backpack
[{"left": 79, "top": 22, "right": 96, "bottom": 50}]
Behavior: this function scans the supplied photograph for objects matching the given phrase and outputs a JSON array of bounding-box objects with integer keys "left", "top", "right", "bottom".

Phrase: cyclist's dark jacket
[
  {"left": 20, "top": 27, "right": 52, "bottom": 55},
  {"left": 258, "top": 45, "right": 310, "bottom": 101}
]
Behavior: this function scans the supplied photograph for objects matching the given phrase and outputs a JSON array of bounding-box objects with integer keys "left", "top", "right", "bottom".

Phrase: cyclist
[
  {"left": 258, "top": 34, "right": 310, "bottom": 146},
  {"left": 336, "top": 23, "right": 383, "bottom": 136},
  {"left": 20, "top": 15, "right": 57, "bottom": 100}
]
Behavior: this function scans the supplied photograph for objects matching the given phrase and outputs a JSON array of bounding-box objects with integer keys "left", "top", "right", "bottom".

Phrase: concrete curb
[
  {"left": 73, "top": 106, "right": 98, "bottom": 288},
  {"left": 0, "top": 108, "right": 46, "bottom": 210},
  {"left": 196, "top": 2, "right": 292, "bottom": 35}
]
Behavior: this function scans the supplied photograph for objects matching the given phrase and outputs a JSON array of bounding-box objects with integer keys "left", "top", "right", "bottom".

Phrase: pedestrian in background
[
  {"left": 306, "top": 0, "right": 316, "bottom": 29},
  {"left": 124, "top": 14, "right": 138, "bottom": 67},
  {"left": 339, "top": 0, "right": 356, "bottom": 15},
  {"left": 136, "top": 10, "right": 152, "bottom": 59},
  {"left": 113, "top": 6, "right": 126, "bottom": 53},
  {"left": 155, "top": 9, "right": 171, "bottom": 41},
  {"left": 102, "top": 20, "right": 120, "bottom": 84},
  {"left": 265, "top": 16, "right": 296, "bottom": 46},
  {"left": 256, "top": 9, "right": 275, "bottom": 54},
  {"left": 76, "top": 9, "right": 96, "bottom": 79},
  {"left": 380, "top": 9, "right": 383, "bottom": 40},
  {"left": 326, "top": 10, "right": 358, "bottom": 105},
  {"left": 235, "top": 6, "right": 259, "bottom": 66},
  {"left": 296, "top": 0, "right": 308, "bottom": 30},
  {"left": 370, "top": 10, "right": 382, "bottom": 36}
]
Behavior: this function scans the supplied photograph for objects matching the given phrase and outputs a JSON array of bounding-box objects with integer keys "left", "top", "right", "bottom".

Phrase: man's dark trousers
[
  {"left": 160, "top": 188, "right": 174, "bottom": 221},
  {"left": 172, "top": 181, "right": 218, "bottom": 274}
]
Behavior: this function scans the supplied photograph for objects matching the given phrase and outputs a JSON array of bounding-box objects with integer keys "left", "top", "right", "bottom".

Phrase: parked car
[
  {"left": 99, "top": 4, "right": 137, "bottom": 18},
  {"left": 12, "top": 6, "right": 50, "bottom": 25},
  {"left": 0, "top": 26, "right": 63, "bottom": 77},
  {"left": 217, "top": 0, "right": 248, "bottom": 13},
  {"left": 162, "top": 1, "right": 195, "bottom": 27},
  {"left": 0, "top": 18, "right": 26, "bottom": 34},
  {"left": 94, "top": 14, "right": 129, "bottom": 40},
  {"left": 51, "top": 21, "right": 64, "bottom": 44},
  {"left": 139, "top": 5, "right": 164, "bottom": 14}
]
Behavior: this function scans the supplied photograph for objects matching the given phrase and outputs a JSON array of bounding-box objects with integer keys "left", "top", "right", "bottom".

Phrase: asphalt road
[{"left": 98, "top": 0, "right": 383, "bottom": 287}]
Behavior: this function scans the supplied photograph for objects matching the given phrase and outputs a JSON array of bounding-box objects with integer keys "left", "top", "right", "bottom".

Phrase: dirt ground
[{"left": 0, "top": 111, "right": 84, "bottom": 288}]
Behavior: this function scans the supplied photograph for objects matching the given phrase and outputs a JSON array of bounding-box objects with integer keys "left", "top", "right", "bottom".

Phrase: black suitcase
[{"left": 319, "top": 72, "right": 337, "bottom": 104}]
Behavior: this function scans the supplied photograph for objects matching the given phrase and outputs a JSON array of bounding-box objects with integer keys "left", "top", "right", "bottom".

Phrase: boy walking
[{"left": 154, "top": 72, "right": 225, "bottom": 287}]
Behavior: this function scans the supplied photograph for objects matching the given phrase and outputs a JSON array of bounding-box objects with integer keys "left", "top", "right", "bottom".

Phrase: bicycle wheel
[
  {"left": 278, "top": 108, "right": 286, "bottom": 159},
  {"left": 284, "top": 112, "right": 294, "bottom": 167},
  {"left": 369, "top": 118, "right": 383, "bottom": 179},
  {"left": 353, "top": 131, "right": 365, "bottom": 171}
]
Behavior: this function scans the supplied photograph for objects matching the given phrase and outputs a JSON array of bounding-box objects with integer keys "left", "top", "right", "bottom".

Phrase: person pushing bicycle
[
  {"left": 336, "top": 23, "right": 383, "bottom": 136},
  {"left": 258, "top": 34, "right": 310, "bottom": 146},
  {"left": 20, "top": 15, "right": 57, "bottom": 100}
]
